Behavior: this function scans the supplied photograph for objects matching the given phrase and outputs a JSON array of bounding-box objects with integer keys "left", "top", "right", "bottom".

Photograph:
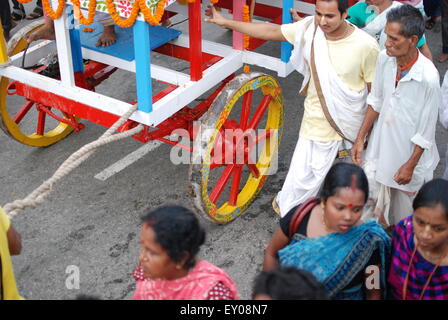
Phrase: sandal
[
  {"left": 425, "top": 18, "right": 436, "bottom": 30},
  {"left": 11, "top": 10, "right": 26, "bottom": 21},
  {"left": 26, "top": 6, "right": 44, "bottom": 20}
]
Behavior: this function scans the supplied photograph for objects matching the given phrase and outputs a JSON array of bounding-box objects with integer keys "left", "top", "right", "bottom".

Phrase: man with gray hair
[{"left": 352, "top": 4, "right": 441, "bottom": 226}]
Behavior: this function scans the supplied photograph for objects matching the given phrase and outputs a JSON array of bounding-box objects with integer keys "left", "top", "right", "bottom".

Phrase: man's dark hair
[
  {"left": 319, "top": 0, "right": 349, "bottom": 16},
  {"left": 252, "top": 267, "right": 329, "bottom": 300},
  {"left": 386, "top": 4, "right": 425, "bottom": 40}
]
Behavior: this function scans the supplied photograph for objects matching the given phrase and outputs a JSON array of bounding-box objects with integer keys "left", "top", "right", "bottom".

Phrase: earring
[
  {"left": 176, "top": 264, "right": 182, "bottom": 270},
  {"left": 320, "top": 202, "right": 325, "bottom": 209}
]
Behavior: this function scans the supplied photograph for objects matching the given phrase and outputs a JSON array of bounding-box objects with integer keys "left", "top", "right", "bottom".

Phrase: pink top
[{"left": 132, "top": 260, "right": 239, "bottom": 300}]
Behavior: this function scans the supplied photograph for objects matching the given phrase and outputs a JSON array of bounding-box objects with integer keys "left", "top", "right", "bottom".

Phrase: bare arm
[
  {"left": 351, "top": 105, "right": 379, "bottom": 165},
  {"left": 393, "top": 145, "right": 424, "bottom": 185},
  {"left": 204, "top": 5, "right": 287, "bottom": 42},
  {"left": 7, "top": 224, "right": 22, "bottom": 255},
  {"left": 263, "top": 227, "right": 290, "bottom": 271}
]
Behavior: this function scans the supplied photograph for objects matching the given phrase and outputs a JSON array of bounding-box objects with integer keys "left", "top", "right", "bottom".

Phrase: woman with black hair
[
  {"left": 388, "top": 178, "right": 448, "bottom": 300},
  {"left": 132, "top": 206, "right": 239, "bottom": 300},
  {"left": 264, "top": 163, "right": 391, "bottom": 300}
]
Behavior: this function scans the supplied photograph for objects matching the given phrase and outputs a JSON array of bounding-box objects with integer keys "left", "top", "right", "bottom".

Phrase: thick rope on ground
[{"left": 3, "top": 104, "right": 144, "bottom": 219}]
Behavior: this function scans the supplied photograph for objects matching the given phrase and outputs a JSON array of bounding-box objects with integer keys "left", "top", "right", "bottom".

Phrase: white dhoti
[
  {"left": 276, "top": 137, "right": 341, "bottom": 217},
  {"left": 362, "top": 182, "right": 415, "bottom": 226}
]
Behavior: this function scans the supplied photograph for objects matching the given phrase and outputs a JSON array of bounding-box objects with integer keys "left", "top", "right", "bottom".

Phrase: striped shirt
[{"left": 388, "top": 216, "right": 448, "bottom": 300}]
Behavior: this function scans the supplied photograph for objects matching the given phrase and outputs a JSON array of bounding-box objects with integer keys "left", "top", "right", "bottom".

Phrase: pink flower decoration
[{"left": 117, "top": 0, "right": 133, "bottom": 17}]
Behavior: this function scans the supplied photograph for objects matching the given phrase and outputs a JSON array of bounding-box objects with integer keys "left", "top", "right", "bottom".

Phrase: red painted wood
[
  {"left": 209, "top": 164, "right": 235, "bottom": 204},
  {"left": 248, "top": 94, "right": 272, "bottom": 131},
  {"left": 36, "top": 106, "right": 46, "bottom": 136},
  {"left": 240, "top": 90, "right": 252, "bottom": 130},
  {"left": 247, "top": 163, "right": 260, "bottom": 178},
  {"left": 228, "top": 165, "right": 243, "bottom": 206},
  {"left": 13, "top": 100, "right": 34, "bottom": 124},
  {"left": 188, "top": 0, "right": 203, "bottom": 81}
]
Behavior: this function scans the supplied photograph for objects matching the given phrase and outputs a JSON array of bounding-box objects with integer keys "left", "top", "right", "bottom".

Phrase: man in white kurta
[
  {"left": 205, "top": 0, "right": 380, "bottom": 217},
  {"left": 440, "top": 71, "right": 448, "bottom": 180},
  {"left": 352, "top": 4, "right": 440, "bottom": 225}
]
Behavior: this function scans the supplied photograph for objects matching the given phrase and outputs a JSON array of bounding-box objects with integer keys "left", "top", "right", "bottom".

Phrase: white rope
[
  {"left": 0, "top": 60, "right": 12, "bottom": 68},
  {"left": 3, "top": 104, "right": 144, "bottom": 219}
]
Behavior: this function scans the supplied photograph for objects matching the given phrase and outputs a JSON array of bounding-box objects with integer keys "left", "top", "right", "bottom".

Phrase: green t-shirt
[{"left": 347, "top": 2, "right": 425, "bottom": 47}]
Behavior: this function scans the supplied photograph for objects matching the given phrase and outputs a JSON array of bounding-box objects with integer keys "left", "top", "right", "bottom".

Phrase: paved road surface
[{"left": 1, "top": 2, "right": 447, "bottom": 299}]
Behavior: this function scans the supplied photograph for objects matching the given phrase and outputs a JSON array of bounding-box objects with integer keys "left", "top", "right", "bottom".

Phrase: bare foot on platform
[
  {"left": 26, "top": 21, "right": 56, "bottom": 43},
  {"left": 439, "top": 53, "right": 448, "bottom": 63},
  {"left": 96, "top": 25, "right": 116, "bottom": 47}
]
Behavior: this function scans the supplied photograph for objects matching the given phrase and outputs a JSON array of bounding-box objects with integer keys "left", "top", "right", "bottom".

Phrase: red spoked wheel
[{"left": 189, "top": 72, "right": 284, "bottom": 224}]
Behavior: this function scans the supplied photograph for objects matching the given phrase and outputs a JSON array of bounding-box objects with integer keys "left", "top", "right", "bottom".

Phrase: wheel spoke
[
  {"left": 255, "top": 129, "right": 273, "bottom": 144},
  {"left": 240, "top": 90, "right": 253, "bottom": 130},
  {"left": 247, "top": 163, "right": 260, "bottom": 178},
  {"left": 209, "top": 164, "right": 235, "bottom": 204},
  {"left": 248, "top": 94, "right": 272, "bottom": 131},
  {"left": 36, "top": 107, "right": 46, "bottom": 136},
  {"left": 13, "top": 100, "right": 34, "bottom": 124},
  {"left": 228, "top": 165, "right": 243, "bottom": 206}
]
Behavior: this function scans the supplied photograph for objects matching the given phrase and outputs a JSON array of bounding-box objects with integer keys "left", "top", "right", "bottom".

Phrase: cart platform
[{"left": 79, "top": 22, "right": 182, "bottom": 61}]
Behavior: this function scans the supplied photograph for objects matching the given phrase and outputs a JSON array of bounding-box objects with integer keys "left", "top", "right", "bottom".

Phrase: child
[{"left": 252, "top": 267, "right": 329, "bottom": 300}]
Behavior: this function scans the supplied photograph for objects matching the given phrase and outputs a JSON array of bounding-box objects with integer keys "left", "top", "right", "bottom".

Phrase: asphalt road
[{"left": 1, "top": 2, "right": 447, "bottom": 300}]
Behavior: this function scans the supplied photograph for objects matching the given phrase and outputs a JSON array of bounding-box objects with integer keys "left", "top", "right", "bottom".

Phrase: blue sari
[{"left": 278, "top": 219, "right": 391, "bottom": 300}]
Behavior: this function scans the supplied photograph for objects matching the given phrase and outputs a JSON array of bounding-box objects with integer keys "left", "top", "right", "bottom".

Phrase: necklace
[
  {"left": 325, "top": 23, "right": 352, "bottom": 41},
  {"left": 402, "top": 244, "right": 448, "bottom": 300}
]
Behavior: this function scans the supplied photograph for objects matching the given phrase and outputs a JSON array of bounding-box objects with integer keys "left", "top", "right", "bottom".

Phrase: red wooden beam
[{"left": 189, "top": 0, "right": 203, "bottom": 81}]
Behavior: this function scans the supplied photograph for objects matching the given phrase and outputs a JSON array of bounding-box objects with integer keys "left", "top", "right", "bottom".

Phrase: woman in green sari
[{"left": 264, "top": 163, "right": 391, "bottom": 300}]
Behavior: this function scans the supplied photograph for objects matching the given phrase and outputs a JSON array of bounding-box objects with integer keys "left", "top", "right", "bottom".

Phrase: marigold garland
[
  {"left": 42, "top": 0, "right": 66, "bottom": 20},
  {"left": 14, "top": 0, "right": 33, "bottom": 3},
  {"left": 83, "top": 27, "right": 94, "bottom": 32},
  {"left": 210, "top": 0, "right": 219, "bottom": 3},
  {"left": 242, "top": 4, "right": 250, "bottom": 49},
  {"left": 138, "top": 0, "right": 167, "bottom": 26},
  {"left": 106, "top": 0, "right": 141, "bottom": 28},
  {"left": 72, "top": 0, "right": 97, "bottom": 25}
]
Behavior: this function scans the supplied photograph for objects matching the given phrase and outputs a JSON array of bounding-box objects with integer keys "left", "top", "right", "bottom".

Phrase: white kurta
[
  {"left": 440, "top": 71, "right": 448, "bottom": 179},
  {"left": 365, "top": 50, "right": 441, "bottom": 193}
]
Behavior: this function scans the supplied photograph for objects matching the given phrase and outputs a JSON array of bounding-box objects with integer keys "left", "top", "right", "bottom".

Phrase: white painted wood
[
  {"left": 53, "top": 1, "right": 76, "bottom": 87},
  {"left": 9, "top": 41, "right": 56, "bottom": 68},
  {"left": 172, "top": 35, "right": 235, "bottom": 57},
  {"left": 242, "top": 50, "right": 294, "bottom": 77},
  {"left": 149, "top": 50, "right": 243, "bottom": 126},
  {"left": 255, "top": 0, "right": 316, "bottom": 15},
  {"left": 0, "top": 49, "right": 243, "bottom": 127},
  {"left": 81, "top": 48, "right": 190, "bottom": 85}
]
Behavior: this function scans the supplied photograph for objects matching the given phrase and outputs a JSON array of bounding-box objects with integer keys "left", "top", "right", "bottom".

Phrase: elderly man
[
  {"left": 205, "top": 0, "right": 379, "bottom": 217},
  {"left": 352, "top": 5, "right": 441, "bottom": 226}
]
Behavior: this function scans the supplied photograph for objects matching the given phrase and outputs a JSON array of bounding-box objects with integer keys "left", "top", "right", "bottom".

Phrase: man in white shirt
[
  {"left": 205, "top": 0, "right": 379, "bottom": 217},
  {"left": 440, "top": 71, "right": 448, "bottom": 179},
  {"left": 352, "top": 4, "right": 441, "bottom": 226}
]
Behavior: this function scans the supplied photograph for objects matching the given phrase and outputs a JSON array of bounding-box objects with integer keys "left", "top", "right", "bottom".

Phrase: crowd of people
[{"left": 1, "top": 0, "right": 448, "bottom": 300}]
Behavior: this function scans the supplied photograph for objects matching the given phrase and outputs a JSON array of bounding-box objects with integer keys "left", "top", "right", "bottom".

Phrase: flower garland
[
  {"left": 14, "top": 0, "right": 33, "bottom": 3},
  {"left": 138, "top": 0, "right": 167, "bottom": 25},
  {"left": 72, "top": 0, "right": 97, "bottom": 25},
  {"left": 242, "top": 4, "right": 250, "bottom": 49},
  {"left": 41, "top": 0, "right": 66, "bottom": 20},
  {"left": 105, "top": 0, "right": 141, "bottom": 28},
  {"left": 210, "top": 0, "right": 219, "bottom": 3}
]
